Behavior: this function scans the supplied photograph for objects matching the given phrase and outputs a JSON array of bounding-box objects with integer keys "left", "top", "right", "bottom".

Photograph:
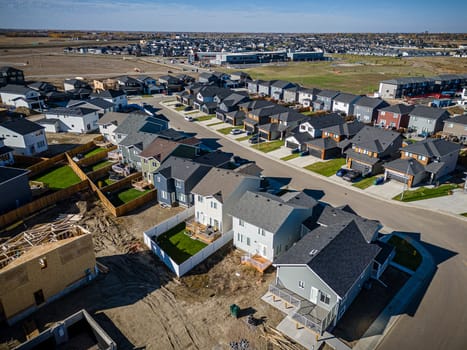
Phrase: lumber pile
[{"left": 261, "top": 325, "right": 304, "bottom": 350}]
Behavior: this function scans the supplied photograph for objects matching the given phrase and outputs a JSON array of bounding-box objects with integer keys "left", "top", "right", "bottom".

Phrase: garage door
[
  {"left": 350, "top": 160, "right": 371, "bottom": 174},
  {"left": 286, "top": 141, "right": 299, "bottom": 149},
  {"left": 386, "top": 171, "right": 407, "bottom": 184},
  {"left": 308, "top": 147, "right": 322, "bottom": 158}
]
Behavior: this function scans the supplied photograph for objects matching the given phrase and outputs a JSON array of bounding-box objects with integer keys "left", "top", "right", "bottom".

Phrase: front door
[
  {"left": 258, "top": 243, "right": 267, "bottom": 258},
  {"left": 310, "top": 287, "right": 319, "bottom": 304}
]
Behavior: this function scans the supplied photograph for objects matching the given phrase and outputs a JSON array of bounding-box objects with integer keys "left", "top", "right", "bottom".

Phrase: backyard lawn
[
  {"left": 109, "top": 188, "right": 151, "bottom": 206},
  {"left": 392, "top": 184, "right": 457, "bottom": 202},
  {"left": 352, "top": 175, "right": 379, "bottom": 190},
  {"left": 156, "top": 223, "right": 207, "bottom": 264},
  {"left": 304, "top": 158, "right": 346, "bottom": 176},
  {"left": 253, "top": 140, "right": 285, "bottom": 153},
  {"left": 281, "top": 153, "right": 300, "bottom": 161},
  {"left": 91, "top": 160, "right": 113, "bottom": 172},
  {"left": 33, "top": 165, "right": 81, "bottom": 190},
  {"left": 84, "top": 147, "right": 106, "bottom": 158},
  {"left": 388, "top": 235, "right": 422, "bottom": 271}
]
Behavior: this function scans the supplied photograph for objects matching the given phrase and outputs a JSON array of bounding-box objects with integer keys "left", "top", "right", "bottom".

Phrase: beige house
[{"left": 0, "top": 223, "right": 97, "bottom": 325}]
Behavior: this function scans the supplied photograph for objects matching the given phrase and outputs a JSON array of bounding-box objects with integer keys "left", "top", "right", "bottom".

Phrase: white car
[
  {"left": 184, "top": 116, "right": 194, "bottom": 122},
  {"left": 230, "top": 128, "right": 243, "bottom": 135}
]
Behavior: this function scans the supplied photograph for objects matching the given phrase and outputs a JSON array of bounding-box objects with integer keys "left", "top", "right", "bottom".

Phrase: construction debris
[{"left": 261, "top": 325, "right": 304, "bottom": 350}]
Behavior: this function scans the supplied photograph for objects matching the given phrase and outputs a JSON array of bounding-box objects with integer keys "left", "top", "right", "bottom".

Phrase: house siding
[{"left": 0, "top": 172, "right": 32, "bottom": 214}]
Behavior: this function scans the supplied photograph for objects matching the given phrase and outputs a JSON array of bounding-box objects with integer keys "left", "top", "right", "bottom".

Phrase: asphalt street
[{"left": 150, "top": 97, "right": 467, "bottom": 350}]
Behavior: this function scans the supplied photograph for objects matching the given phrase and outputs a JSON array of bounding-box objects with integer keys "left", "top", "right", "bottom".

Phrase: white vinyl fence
[{"left": 143, "top": 208, "right": 233, "bottom": 277}]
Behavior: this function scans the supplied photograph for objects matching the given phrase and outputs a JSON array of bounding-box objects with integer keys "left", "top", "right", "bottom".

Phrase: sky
[{"left": 0, "top": 0, "right": 466, "bottom": 33}]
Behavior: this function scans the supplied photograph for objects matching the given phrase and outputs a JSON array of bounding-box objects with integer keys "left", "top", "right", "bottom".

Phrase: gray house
[
  {"left": 283, "top": 86, "right": 300, "bottom": 104},
  {"left": 247, "top": 80, "right": 259, "bottom": 94},
  {"left": 298, "top": 88, "right": 321, "bottom": 107},
  {"left": 332, "top": 93, "right": 362, "bottom": 116},
  {"left": 258, "top": 80, "right": 273, "bottom": 97},
  {"left": 154, "top": 157, "right": 212, "bottom": 207},
  {"left": 313, "top": 90, "right": 340, "bottom": 111},
  {"left": 269, "top": 205, "right": 389, "bottom": 335},
  {"left": 353, "top": 97, "right": 389, "bottom": 124},
  {"left": 408, "top": 105, "right": 450, "bottom": 136},
  {"left": 443, "top": 115, "right": 467, "bottom": 144},
  {"left": 270, "top": 81, "right": 299, "bottom": 101},
  {"left": 0, "top": 166, "right": 32, "bottom": 214}
]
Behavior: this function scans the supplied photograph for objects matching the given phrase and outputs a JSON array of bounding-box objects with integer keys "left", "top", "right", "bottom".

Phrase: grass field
[
  {"left": 238, "top": 55, "right": 467, "bottom": 95},
  {"left": 388, "top": 235, "right": 422, "bottom": 271},
  {"left": 281, "top": 153, "right": 300, "bottom": 161},
  {"left": 253, "top": 140, "right": 285, "bottom": 153},
  {"left": 156, "top": 223, "right": 208, "bottom": 264},
  {"left": 33, "top": 165, "right": 81, "bottom": 190},
  {"left": 304, "top": 158, "right": 346, "bottom": 176},
  {"left": 84, "top": 147, "right": 106, "bottom": 158},
  {"left": 393, "top": 184, "right": 457, "bottom": 202},
  {"left": 352, "top": 175, "right": 379, "bottom": 190}
]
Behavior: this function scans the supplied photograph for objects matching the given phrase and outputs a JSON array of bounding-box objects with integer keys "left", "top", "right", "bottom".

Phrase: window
[
  {"left": 246, "top": 237, "right": 250, "bottom": 246},
  {"left": 258, "top": 228, "right": 265, "bottom": 236},
  {"left": 33, "top": 289, "right": 45, "bottom": 306},
  {"left": 197, "top": 195, "right": 203, "bottom": 202},
  {"left": 298, "top": 281, "right": 305, "bottom": 289},
  {"left": 381, "top": 111, "right": 385, "bottom": 116},
  {"left": 175, "top": 179, "right": 183, "bottom": 188},
  {"left": 211, "top": 201, "right": 217, "bottom": 209},
  {"left": 161, "top": 191, "right": 168, "bottom": 200},
  {"left": 239, "top": 219, "right": 244, "bottom": 227},
  {"left": 156, "top": 176, "right": 160, "bottom": 182},
  {"left": 320, "top": 292, "right": 330, "bottom": 304},
  {"left": 38, "top": 257, "right": 47, "bottom": 269},
  {"left": 419, "top": 155, "right": 426, "bottom": 161}
]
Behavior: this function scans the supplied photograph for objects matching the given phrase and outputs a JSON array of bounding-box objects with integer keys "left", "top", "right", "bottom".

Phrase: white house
[
  {"left": 298, "top": 88, "right": 320, "bottom": 107},
  {"left": 0, "top": 85, "right": 44, "bottom": 110},
  {"left": 0, "top": 118, "right": 48, "bottom": 156},
  {"left": 44, "top": 107, "right": 99, "bottom": 133},
  {"left": 191, "top": 168, "right": 261, "bottom": 234},
  {"left": 92, "top": 90, "right": 127, "bottom": 111},
  {"left": 230, "top": 191, "right": 318, "bottom": 265},
  {"left": 97, "top": 111, "right": 130, "bottom": 144},
  {"left": 332, "top": 93, "right": 361, "bottom": 116}
]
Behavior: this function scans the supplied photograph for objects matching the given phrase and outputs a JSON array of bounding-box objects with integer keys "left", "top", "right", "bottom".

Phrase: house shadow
[
  {"left": 332, "top": 231, "right": 457, "bottom": 344},
  {"left": 302, "top": 188, "right": 325, "bottom": 200},
  {"left": 199, "top": 138, "right": 223, "bottom": 151},
  {"left": 182, "top": 243, "right": 234, "bottom": 277},
  {"left": 42, "top": 143, "right": 80, "bottom": 157},
  {"left": 0, "top": 251, "right": 169, "bottom": 345},
  {"left": 262, "top": 176, "right": 292, "bottom": 190},
  {"left": 88, "top": 312, "right": 138, "bottom": 350}
]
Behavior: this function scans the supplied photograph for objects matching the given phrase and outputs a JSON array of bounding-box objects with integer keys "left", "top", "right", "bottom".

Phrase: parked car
[
  {"left": 246, "top": 130, "right": 253, "bottom": 136},
  {"left": 175, "top": 103, "right": 182, "bottom": 107},
  {"left": 249, "top": 136, "right": 263, "bottom": 144},
  {"left": 230, "top": 128, "right": 243, "bottom": 135},
  {"left": 291, "top": 148, "right": 300, "bottom": 154},
  {"left": 336, "top": 168, "right": 348, "bottom": 177},
  {"left": 300, "top": 150, "right": 309, "bottom": 156},
  {"left": 374, "top": 176, "right": 385, "bottom": 185},
  {"left": 184, "top": 116, "right": 194, "bottom": 122},
  {"left": 184, "top": 106, "right": 193, "bottom": 111},
  {"left": 343, "top": 170, "right": 362, "bottom": 182}
]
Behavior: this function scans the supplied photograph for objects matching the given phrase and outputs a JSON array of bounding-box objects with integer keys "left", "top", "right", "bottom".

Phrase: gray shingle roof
[
  {"left": 0, "top": 118, "right": 44, "bottom": 135},
  {"left": 47, "top": 106, "right": 97, "bottom": 117},
  {"left": 401, "top": 138, "right": 461, "bottom": 157},
  {"left": 157, "top": 156, "right": 211, "bottom": 181},
  {"left": 354, "top": 96, "right": 388, "bottom": 109},
  {"left": 384, "top": 158, "right": 426, "bottom": 175},
  {"left": 0, "top": 166, "right": 30, "bottom": 184},
  {"left": 271, "top": 80, "right": 298, "bottom": 89},
  {"left": 94, "top": 89, "right": 126, "bottom": 99},
  {"left": 0, "top": 84, "right": 35, "bottom": 95},
  {"left": 321, "top": 121, "right": 365, "bottom": 138},
  {"left": 333, "top": 93, "right": 361, "bottom": 104},
  {"left": 409, "top": 105, "right": 449, "bottom": 120},
  {"left": 274, "top": 220, "right": 381, "bottom": 297},
  {"left": 306, "top": 137, "right": 338, "bottom": 150},
  {"left": 317, "top": 90, "right": 340, "bottom": 98},
  {"left": 302, "top": 113, "right": 344, "bottom": 130},
  {"left": 97, "top": 112, "right": 130, "bottom": 126},
  {"left": 349, "top": 126, "right": 401, "bottom": 153},
  {"left": 378, "top": 103, "right": 414, "bottom": 115},
  {"left": 445, "top": 114, "right": 467, "bottom": 126}
]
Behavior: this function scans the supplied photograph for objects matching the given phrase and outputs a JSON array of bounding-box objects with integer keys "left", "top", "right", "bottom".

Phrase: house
[
  {"left": 139, "top": 137, "right": 199, "bottom": 183},
  {"left": 92, "top": 89, "right": 128, "bottom": 111},
  {"left": 65, "top": 87, "right": 92, "bottom": 100},
  {"left": 443, "top": 114, "right": 467, "bottom": 144},
  {"left": 198, "top": 72, "right": 220, "bottom": 85},
  {"left": 154, "top": 156, "right": 211, "bottom": 207},
  {"left": 283, "top": 86, "right": 300, "bottom": 104},
  {"left": 43, "top": 107, "right": 99, "bottom": 133},
  {"left": 67, "top": 97, "right": 115, "bottom": 117},
  {"left": 332, "top": 93, "right": 362, "bottom": 116},
  {"left": 0, "top": 138, "right": 14, "bottom": 166},
  {"left": 159, "top": 75, "right": 183, "bottom": 92},
  {"left": 135, "top": 75, "right": 159, "bottom": 94},
  {"left": 269, "top": 205, "right": 390, "bottom": 335},
  {"left": 384, "top": 138, "right": 461, "bottom": 187},
  {"left": 353, "top": 97, "right": 389, "bottom": 124},
  {"left": 63, "top": 78, "right": 91, "bottom": 92},
  {"left": 244, "top": 104, "right": 289, "bottom": 133},
  {"left": 0, "top": 66, "right": 24, "bottom": 87},
  {"left": 191, "top": 168, "right": 261, "bottom": 233},
  {"left": 230, "top": 190, "right": 318, "bottom": 269},
  {"left": 378, "top": 77, "right": 435, "bottom": 99},
  {"left": 192, "top": 86, "right": 229, "bottom": 110},
  {"left": 258, "top": 80, "right": 274, "bottom": 96},
  {"left": 408, "top": 105, "right": 450, "bottom": 136},
  {"left": 215, "top": 92, "right": 250, "bottom": 122},
  {"left": 93, "top": 78, "right": 119, "bottom": 92},
  {"left": 225, "top": 110, "right": 247, "bottom": 126},
  {"left": 305, "top": 138, "right": 342, "bottom": 160},
  {"left": 247, "top": 80, "right": 260, "bottom": 94},
  {"left": 97, "top": 111, "right": 130, "bottom": 144},
  {"left": 0, "top": 225, "right": 97, "bottom": 325},
  {"left": 343, "top": 126, "right": 403, "bottom": 175},
  {"left": 260, "top": 109, "right": 307, "bottom": 141},
  {"left": 298, "top": 88, "right": 321, "bottom": 107},
  {"left": 313, "top": 90, "right": 339, "bottom": 111},
  {"left": 321, "top": 120, "right": 365, "bottom": 142},
  {"left": 192, "top": 150, "right": 233, "bottom": 168},
  {"left": 28, "top": 81, "right": 57, "bottom": 95},
  {"left": 0, "top": 118, "right": 48, "bottom": 156},
  {"left": 0, "top": 166, "right": 32, "bottom": 214},
  {"left": 230, "top": 71, "right": 251, "bottom": 86},
  {"left": 270, "top": 81, "right": 299, "bottom": 101},
  {"left": 239, "top": 99, "right": 275, "bottom": 113},
  {"left": 115, "top": 75, "right": 144, "bottom": 95},
  {"left": 0, "top": 85, "right": 44, "bottom": 110},
  {"left": 377, "top": 104, "right": 414, "bottom": 129}
]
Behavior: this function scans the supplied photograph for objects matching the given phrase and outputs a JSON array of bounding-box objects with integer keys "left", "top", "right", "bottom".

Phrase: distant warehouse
[{"left": 210, "top": 49, "right": 325, "bottom": 65}]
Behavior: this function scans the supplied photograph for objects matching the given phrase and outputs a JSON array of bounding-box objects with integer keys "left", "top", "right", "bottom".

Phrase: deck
[
  {"left": 186, "top": 220, "right": 220, "bottom": 244},
  {"left": 241, "top": 254, "right": 272, "bottom": 273}
]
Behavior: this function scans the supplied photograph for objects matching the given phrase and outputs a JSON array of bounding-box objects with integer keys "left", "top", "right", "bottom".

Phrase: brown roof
[
  {"left": 178, "top": 137, "right": 201, "bottom": 146},
  {"left": 139, "top": 138, "right": 181, "bottom": 161}
]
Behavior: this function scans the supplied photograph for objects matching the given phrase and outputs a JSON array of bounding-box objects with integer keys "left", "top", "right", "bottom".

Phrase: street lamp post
[{"left": 401, "top": 159, "right": 413, "bottom": 201}]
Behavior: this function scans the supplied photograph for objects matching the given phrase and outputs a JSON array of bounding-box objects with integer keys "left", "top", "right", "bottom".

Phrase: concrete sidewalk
[{"left": 353, "top": 232, "right": 436, "bottom": 350}]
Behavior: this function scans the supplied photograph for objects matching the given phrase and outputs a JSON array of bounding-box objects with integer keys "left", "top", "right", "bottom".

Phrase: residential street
[{"left": 150, "top": 96, "right": 467, "bottom": 350}]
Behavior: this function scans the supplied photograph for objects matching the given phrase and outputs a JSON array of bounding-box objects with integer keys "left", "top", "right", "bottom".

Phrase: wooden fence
[
  {"left": 77, "top": 145, "right": 117, "bottom": 168},
  {"left": 65, "top": 153, "right": 88, "bottom": 181},
  {"left": 27, "top": 153, "right": 67, "bottom": 178},
  {"left": 115, "top": 190, "right": 157, "bottom": 216},
  {"left": 13, "top": 155, "right": 46, "bottom": 167},
  {"left": 0, "top": 181, "right": 89, "bottom": 229},
  {"left": 100, "top": 172, "right": 141, "bottom": 193},
  {"left": 87, "top": 164, "right": 114, "bottom": 182}
]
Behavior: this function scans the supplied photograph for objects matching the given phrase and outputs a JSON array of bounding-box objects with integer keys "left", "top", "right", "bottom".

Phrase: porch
[
  {"left": 185, "top": 219, "right": 221, "bottom": 244},
  {"left": 241, "top": 254, "right": 272, "bottom": 273}
]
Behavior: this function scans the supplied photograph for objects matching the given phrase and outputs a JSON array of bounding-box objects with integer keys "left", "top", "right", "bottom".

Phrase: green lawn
[
  {"left": 352, "top": 175, "right": 379, "bottom": 190},
  {"left": 110, "top": 188, "right": 151, "bottom": 206},
  {"left": 156, "top": 223, "right": 208, "bottom": 264},
  {"left": 461, "top": 213, "right": 467, "bottom": 217},
  {"left": 236, "top": 135, "right": 251, "bottom": 142},
  {"left": 195, "top": 114, "right": 216, "bottom": 122},
  {"left": 33, "top": 165, "right": 81, "bottom": 190},
  {"left": 393, "top": 184, "right": 457, "bottom": 202},
  {"left": 217, "top": 126, "right": 236, "bottom": 135},
  {"left": 253, "top": 140, "right": 285, "bottom": 153},
  {"left": 91, "top": 160, "right": 112, "bottom": 172},
  {"left": 84, "top": 147, "right": 106, "bottom": 158},
  {"left": 304, "top": 158, "right": 346, "bottom": 177},
  {"left": 207, "top": 121, "right": 224, "bottom": 127},
  {"left": 175, "top": 106, "right": 185, "bottom": 111},
  {"left": 388, "top": 235, "right": 422, "bottom": 271},
  {"left": 281, "top": 153, "right": 300, "bottom": 161}
]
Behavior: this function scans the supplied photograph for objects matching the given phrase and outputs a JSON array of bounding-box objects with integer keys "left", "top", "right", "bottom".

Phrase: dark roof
[
  {"left": 139, "top": 138, "right": 182, "bottom": 160},
  {"left": 333, "top": 93, "right": 361, "bottom": 104},
  {"left": 0, "top": 84, "right": 35, "bottom": 95},
  {"left": 97, "top": 112, "right": 130, "bottom": 126},
  {"left": 193, "top": 150, "right": 233, "bottom": 167},
  {"left": 348, "top": 126, "right": 401, "bottom": 153},
  {"left": 354, "top": 96, "right": 388, "bottom": 109},
  {"left": 288, "top": 131, "right": 314, "bottom": 144},
  {"left": 0, "top": 166, "right": 29, "bottom": 184},
  {"left": 321, "top": 121, "right": 365, "bottom": 138},
  {"left": 271, "top": 80, "right": 298, "bottom": 89},
  {"left": 94, "top": 89, "right": 126, "bottom": 99},
  {"left": 378, "top": 103, "right": 414, "bottom": 115},
  {"left": 258, "top": 123, "right": 279, "bottom": 132},
  {"left": 401, "top": 138, "right": 461, "bottom": 157},
  {"left": 299, "top": 87, "right": 321, "bottom": 95},
  {"left": 0, "top": 145, "right": 13, "bottom": 155},
  {"left": 383, "top": 158, "right": 426, "bottom": 175},
  {"left": 157, "top": 156, "right": 211, "bottom": 181},
  {"left": 274, "top": 220, "right": 381, "bottom": 297},
  {"left": 270, "top": 110, "right": 307, "bottom": 123},
  {"left": 0, "top": 66, "right": 23, "bottom": 74},
  {"left": 0, "top": 118, "right": 44, "bottom": 135},
  {"left": 409, "top": 105, "right": 449, "bottom": 120},
  {"left": 302, "top": 113, "right": 344, "bottom": 130},
  {"left": 306, "top": 137, "right": 338, "bottom": 150},
  {"left": 317, "top": 90, "right": 340, "bottom": 98},
  {"left": 380, "top": 77, "right": 434, "bottom": 85},
  {"left": 445, "top": 114, "right": 467, "bottom": 126},
  {"left": 375, "top": 241, "right": 395, "bottom": 265},
  {"left": 344, "top": 149, "right": 381, "bottom": 165},
  {"left": 47, "top": 106, "right": 97, "bottom": 117},
  {"left": 239, "top": 100, "right": 275, "bottom": 110}
]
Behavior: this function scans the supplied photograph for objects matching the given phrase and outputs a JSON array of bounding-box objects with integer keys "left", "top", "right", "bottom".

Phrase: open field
[{"left": 236, "top": 55, "right": 467, "bottom": 94}]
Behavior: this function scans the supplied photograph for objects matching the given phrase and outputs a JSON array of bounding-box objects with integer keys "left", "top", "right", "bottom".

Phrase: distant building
[
  {"left": 0, "top": 66, "right": 24, "bottom": 87},
  {"left": 0, "top": 118, "right": 48, "bottom": 156}
]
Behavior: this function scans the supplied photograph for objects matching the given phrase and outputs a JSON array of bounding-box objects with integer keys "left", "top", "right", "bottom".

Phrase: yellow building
[{"left": 0, "top": 221, "right": 97, "bottom": 325}]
